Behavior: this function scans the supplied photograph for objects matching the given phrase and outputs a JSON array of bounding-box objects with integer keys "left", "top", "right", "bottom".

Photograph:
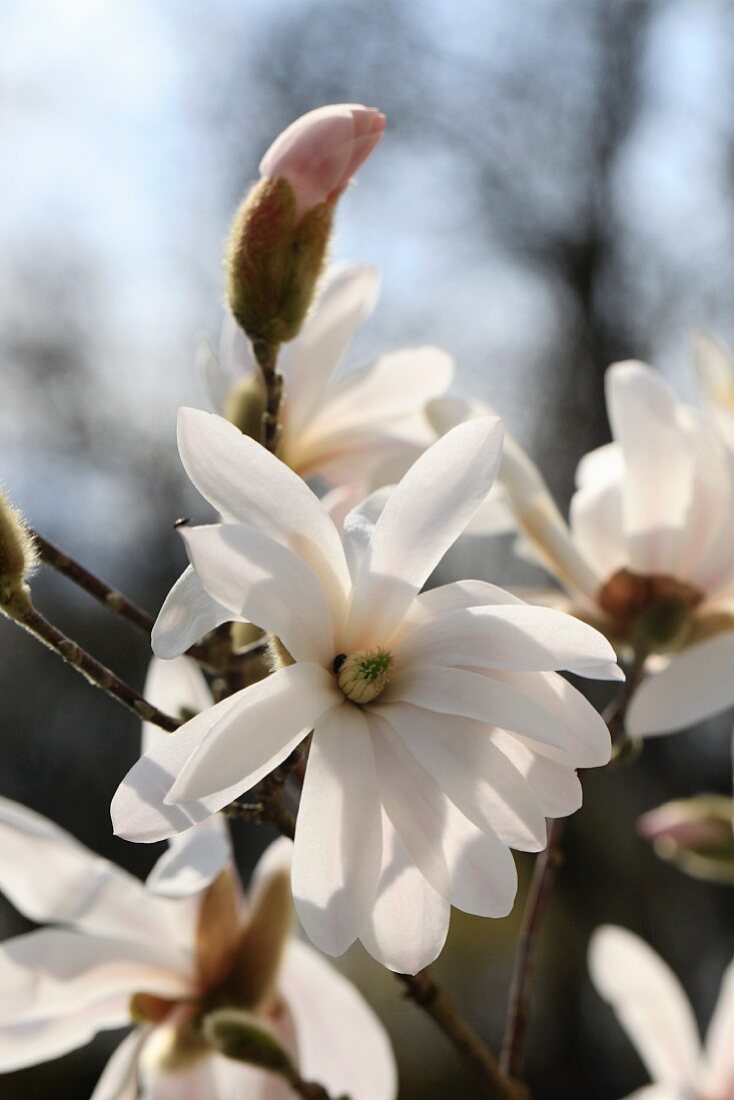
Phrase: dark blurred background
[{"left": 2, "top": 1, "right": 734, "bottom": 1096}]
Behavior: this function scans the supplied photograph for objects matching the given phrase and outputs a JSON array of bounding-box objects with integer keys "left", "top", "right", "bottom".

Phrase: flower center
[
  {"left": 597, "top": 568, "right": 703, "bottom": 653},
  {"left": 333, "top": 647, "right": 395, "bottom": 704}
]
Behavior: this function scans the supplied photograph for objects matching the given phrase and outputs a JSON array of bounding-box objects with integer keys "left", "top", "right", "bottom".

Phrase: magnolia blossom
[
  {"left": 114, "top": 409, "right": 619, "bottom": 973},
  {"left": 589, "top": 925, "right": 734, "bottom": 1100},
  {"left": 433, "top": 363, "right": 734, "bottom": 738},
  {"left": 0, "top": 657, "right": 396, "bottom": 1100},
  {"left": 168, "top": 262, "right": 454, "bottom": 656},
  {"left": 260, "top": 104, "right": 386, "bottom": 221}
]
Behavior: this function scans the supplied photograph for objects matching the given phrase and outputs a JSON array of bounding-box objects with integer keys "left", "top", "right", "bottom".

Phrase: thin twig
[
  {"left": 4, "top": 593, "right": 180, "bottom": 732},
  {"left": 399, "top": 971, "right": 527, "bottom": 1099},
  {"left": 253, "top": 339, "right": 283, "bottom": 453}
]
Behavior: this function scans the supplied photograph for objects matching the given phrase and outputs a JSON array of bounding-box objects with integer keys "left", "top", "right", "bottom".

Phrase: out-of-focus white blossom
[
  {"left": 0, "top": 658, "right": 396, "bottom": 1100},
  {"left": 114, "top": 409, "right": 619, "bottom": 973},
  {"left": 589, "top": 925, "right": 734, "bottom": 1100},
  {"left": 694, "top": 333, "right": 734, "bottom": 451}
]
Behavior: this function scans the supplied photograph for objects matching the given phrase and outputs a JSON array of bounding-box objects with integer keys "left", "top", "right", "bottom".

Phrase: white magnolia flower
[
  {"left": 589, "top": 925, "right": 734, "bottom": 1100},
  {"left": 0, "top": 656, "right": 396, "bottom": 1100},
  {"left": 166, "top": 262, "right": 453, "bottom": 657},
  {"left": 434, "top": 363, "right": 734, "bottom": 739},
  {"left": 113, "top": 408, "right": 619, "bottom": 973},
  {"left": 694, "top": 333, "right": 734, "bottom": 451}
]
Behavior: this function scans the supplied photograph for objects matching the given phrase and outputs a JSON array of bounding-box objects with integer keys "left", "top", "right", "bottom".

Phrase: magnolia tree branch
[
  {"left": 253, "top": 338, "right": 283, "bottom": 453},
  {"left": 4, "top": 594, "right": 180, "bottom": 732},
  {"left": 399, "top": 971, "right": 528, "bottom": 1100}
]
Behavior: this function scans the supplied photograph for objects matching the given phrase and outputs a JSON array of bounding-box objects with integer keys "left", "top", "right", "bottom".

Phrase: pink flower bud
[{"left": 259, "top": 103, "right": 386, "bottom": 220}]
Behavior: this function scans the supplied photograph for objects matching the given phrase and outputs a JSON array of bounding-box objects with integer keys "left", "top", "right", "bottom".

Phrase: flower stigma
[{"left": 334, "top": 647, "right": 395, "bottom": 704}]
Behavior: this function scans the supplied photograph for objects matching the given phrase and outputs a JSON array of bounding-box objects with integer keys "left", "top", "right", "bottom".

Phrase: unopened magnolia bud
[
  {"left": 203, "top": 1009, "right": 293, "bottom": 1075},
  {"left": 223, "top": 374, "right": 267, "bottom": 440},
  {"left": 638, "top": 795, "right": 734, "bottom": 883},
  {"left": 226, "top": 104, "right": 385, "bottom": 346},
  {"left": 0, "top": 487, "right": 36, "bottom": 613},
  {"left": 266, "top": 633, "right": 294, "bottom": 671}
]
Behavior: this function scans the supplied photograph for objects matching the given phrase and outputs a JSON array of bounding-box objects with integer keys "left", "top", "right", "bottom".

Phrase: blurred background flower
[{"left": 2, "top": 1, "right": 734, "bottom": 1097}]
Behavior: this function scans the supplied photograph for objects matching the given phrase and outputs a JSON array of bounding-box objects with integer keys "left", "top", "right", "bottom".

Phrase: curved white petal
[
  {"left": 588, "top": 925, "right": 701, "bottom": 1086},
  {"left": 292, "top": 705, "right": 382, "bottom": 957},
  {"left": 91, "top": 1026, "right": 149, "bottom": 1100},
  {"left": 575, "top": 442, "right": 623, "bottom": 489},
  {"left": 142, "top": 1054, "right": 222, "bottom": 1100},
  {"left": 279, "top": 940, "right": 397, "bottom": 1100},
  {"left": 394, "top": 604, "right": 622, "bottom": 681},
  {"left": 378, "top": 702, "right": 547, "bottom": 851},
  {"left": 0, "top": 929, "right": 189, "bottom": 1026},
  {"left": 0, "top": 797, "right": 183, "bottom": 947},
  {"left": 341, "top": 485, "right": 393, "bottom": 581},
  {"left": 359, "top": 806, "right": 449, "bottom": 974},
  {"left": 704, "top": 955, "right": 734, "bottom": 1095},
  {"left": 606, "top": 362, "right": 694, "bottom": 576},
  {"left": 282, "top": 263, "right": 380, "bottom": 435},
  {"left": 385, "top": 664, "right": 568, "bottom": 754},
  {"left": 141, "top": 656, "right": 213, "bottom": 755},
  {"left": 0, "top": 996, "right": 128, "bottom": 1073},
  {"left": 490, "top": 730, "right": 583, "bottom": 819},
  {"left": 176, "top": 408, "right": 349, "bottom": 606},
  {"left": 569, "top": 477, "right": 626, "bottom": 583},
  {"left": 369, "top": 715, "right": 517, "bottom": 917},
  {"left": 165, "top": 664, "right": 340, "bottom": 805},
  {"left": 182, "top": 524, "right": 334, "bottom": 664},
  {"left": 146, "top": 825, "right": 231, "bottom": 899},
  {"left": 394, "top": 578, "right": 524, "bottom": 643},
  {"left": 344, "top": 417, "right": 504, "bottom": 648},
  {"left": 113, "top": 691, "right": 267, "bottom": 844},
  {"left": 627, "top": 634, "right": 734, "bottom": 737},
  {"left": 152, "top": 566, "right": 233, "bottom": 659}
]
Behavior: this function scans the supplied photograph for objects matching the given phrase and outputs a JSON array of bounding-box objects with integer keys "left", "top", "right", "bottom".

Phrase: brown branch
[
  {"left": 253, "top": 339, "right": 283, "bottom": 453},
  {"left": 399, "top": 970, "right": 527, "bottom": 1099},
  {"left": 3, "top": 591, "right": 180, "bottom": 732}
]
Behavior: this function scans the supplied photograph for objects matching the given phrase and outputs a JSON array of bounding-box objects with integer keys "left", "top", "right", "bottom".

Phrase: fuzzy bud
[
  {"left": 226, "top": 104, "right": 384, "bottom": 346},
  {"left": 638, "top": 795, "right": 734, "bottom": 883},
  {"left": 0, "top": 487, "right": 36, "bottom": 614},
  {"left": 203, "top": 1009, "right": 293, "bottom": 1075}
]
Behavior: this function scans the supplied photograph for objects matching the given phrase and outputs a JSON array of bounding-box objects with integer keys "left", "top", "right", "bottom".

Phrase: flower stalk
[{"left": 252, "top": 338, "right": 283, "bottom": 453}]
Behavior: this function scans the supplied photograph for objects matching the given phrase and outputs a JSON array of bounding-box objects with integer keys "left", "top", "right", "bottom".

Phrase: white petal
[
  {"left": 704, "top": 955, "right": 734, "bottom": 1095},
  {"left": 386, "top": 664, "right": 568, "bottom": 752},
  {"left": 369, "top": 715, "right": 518, "bottom": 917},
  {"left": 0, "top": 797, "right": 183, "bottom": 947},
  {"left": 91, "top": 1026, "right": 149, "bottom": 1100},
  {"left": 588, "top": 925, "right": 701, "bottom": 1086},
  {"left": 176, "top": 407, "right": 349, "bottom": 605},
  {"left": 344, "top": 417, "right": 504, "bottom": 648},
  {"left": 279, "top": 940, "right": 397, "bottom": 1100},
  {"left": 394, "top": 578, "right": 524, "bottom": 643},
  {"left": 0, "top": 929, "right": 189, "bottom": 1026},
  {"left": 182, "top": 524, "right": 334, "bottom": 664},
  {"left": 146, "top": 824, "right": 231, "bottom": 899},
  {"left": 606, "top": 362, "right": 694, "bottom": 576},
  {"left": 341, "top": 485, "right": 393, "bottom": 581},
  {"left": 0, "top": 996, "right": 128, "bottom": 1073},
  {"left": 394, "top": 604, "right": 622, "bottom": 681},
  {"left": 575, "top": 442, "right": 623, "bottom": 489},
  {"left": 142, "top": 1055, "right": 222, "bottom": 1100},
  {"left": 490, "top": 730, "right": 583, "bottom": 819},
  {"left": 378, "top": 702, "right": 547, "bottom": 851},
  {"left": 282, "top": 263, "right": 380, "bottom": 436},
  {"left": 694, "top": 332, "right": 734, "bottom": 450},
  {"left": 166, "top": 664, "right": 340, "bottom": 805},
  {"left": 359, "top": 806, "right": 449, "bottom": 974},
  {"left": 141, "top": 656, "right": 213, "bottom": 755},
  {"left": 248, "top": 836, "right": 294, "bottom": 906},
  {"left": 292, "top": 705, "right": 382, "bottom": 956},
  {"left": 569, "top": 477, "right": 626, "bottom": 583},
  {"left": 627, "top": 634, "right": 734, "bottom": 737},
  {"left": 152, "top": 566, "right": 233, "bottom": 659}
]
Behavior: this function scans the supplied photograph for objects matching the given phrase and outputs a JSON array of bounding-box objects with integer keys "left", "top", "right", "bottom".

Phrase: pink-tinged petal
[
  {"left": 0, "top": 929, "right": 190, "bottom": 1027},
  {"left": 176, "top": 408, "right": 349, "bottom": 606},
  {"left": 490, "top": 730, "right": 583, "bottom": 819},
  {"left": 385, "top": 665, "right": 567, "bottom": 753},
  {"left": 369, "top": 715, "right": 517, "bottom": 917},
  {"left": 344, "top": 417, "right": 504, "bottom": 648},
  {"left": 394, "top": 604, "right": 622, "bottom": 682},
  {"left": 482, "top": 670, "right": 612, "bottom": 768},
  {"left": 141, "top": 656, "right": 213, "bottom": 754},
  {"left": 91, "top": 1026, "right": 149, "bottom": 1100},
  {"left": 0, "top": 995, "right": 129, "bottom": 1073},
  {"left": 704, "top": 956, "right": 734, "bottom": 1096},
  {"left": 569, "top": 477, "right": 626, "bottom": 584},
  {"left": 113, "top": 690, "right": 254, "bottom": 843},
  {"left": 182, "top": 524, "right": 334, "bottom": 665},
  {"left": 359, "top": 806, "right": 449, "bottom": 974},
  {"left": 279, "top": 940, "right": 397, "bottom": 1100},
  {"left": 0, "top": 797, "right": 183, "bottom": 948},
  {"left": 259, "top": 104, "right": 385, "bottom": 220},
  {"left": 627, "top": 634, "right": 734, "bottom": 737},
  {"left": 292, "top": 705, "right": 382, "bottom": 956},
  {"left": 152, "top": 566, "right": 233, "bottom": 659},
  {"left": 377, "top": 702, "right": 547, "bottom": 851},
  {"left": 165, "top": 664, "right": 340, "bottom": 806},
  {"left": 606, "top": 362, "right": 694, "bottom": 576},
  {"left": 588, "top": 925, "right": 701, "bottom": 1086},
  {"left": 281, "top": 263, "right": 380, "bottom": 435}
]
